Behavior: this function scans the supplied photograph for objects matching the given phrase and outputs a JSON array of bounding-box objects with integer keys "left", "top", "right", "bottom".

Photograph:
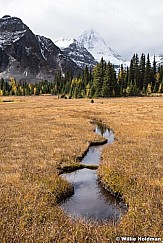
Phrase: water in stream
[
  {"left": 82, "top": 126, "right": 114, "bottom": 165},
  {"left": 60, "top": 123, "right": 126, "bottom": 222}
]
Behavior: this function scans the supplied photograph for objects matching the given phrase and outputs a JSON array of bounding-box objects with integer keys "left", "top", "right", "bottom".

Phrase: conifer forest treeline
[{"left": 0, "top": 53, "right": 163, "bottom": 97}]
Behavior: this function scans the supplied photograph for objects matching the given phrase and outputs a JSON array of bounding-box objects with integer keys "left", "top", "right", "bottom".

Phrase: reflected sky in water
[
  {"left": 61, "top": 169, "right": 123, "bottom": 221},
  {"left": 60, "top": 123, "right": 126, "bottom": 222}
]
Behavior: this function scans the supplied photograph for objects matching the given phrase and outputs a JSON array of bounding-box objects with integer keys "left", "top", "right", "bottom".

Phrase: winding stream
[{"left": 60, "top": 122, "right": 127, "bottom": 222}]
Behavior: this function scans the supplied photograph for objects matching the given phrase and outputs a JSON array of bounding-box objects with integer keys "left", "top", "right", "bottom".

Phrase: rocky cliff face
[{"left": 0, "top": 15, "right": 79, "bottom": 81}]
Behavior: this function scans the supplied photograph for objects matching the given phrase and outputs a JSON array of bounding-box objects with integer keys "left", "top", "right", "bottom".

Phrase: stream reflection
[
  {"left": 61, "top": 169, "right": 124, "bottom": 221},
  {"left": 60, "top": 123, "right": 126, "bottom": 222}
]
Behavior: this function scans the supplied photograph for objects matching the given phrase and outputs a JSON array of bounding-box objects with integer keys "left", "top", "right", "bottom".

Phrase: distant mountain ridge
[{"left": 0, "top": 15, "right": 80, "bottom": 81}]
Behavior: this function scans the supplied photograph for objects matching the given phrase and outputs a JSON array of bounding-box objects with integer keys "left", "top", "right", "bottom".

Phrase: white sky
[{"left": 0, "top": 0, "right": 163, "bottom": 59}]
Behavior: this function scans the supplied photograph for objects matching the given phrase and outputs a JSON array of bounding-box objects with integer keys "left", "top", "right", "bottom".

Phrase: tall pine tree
[{"left": 93, "top": 57, "right": 106, "bottom": 97}]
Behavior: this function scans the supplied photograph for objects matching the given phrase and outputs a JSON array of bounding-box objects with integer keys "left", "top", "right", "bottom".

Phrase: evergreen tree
[
  {"left": 128, "top": 54, "right": 140, "bottom": 89},
  {"left": 143, "top": 53, "right": 152, "bottom": 92},
  {"left": 151, "top": 55, "right": 157, "bottom": 91},
  {"left": 118, "top": 64, "right": 127, "bottom": 96},
  {"left": 128, "top": 58, "right": 134, "bottom": 86},
  {"left": 133, "top": 53, "right": 140, "bottom": 88},
  {"left": 139, "top": 53, "right": 146, "bottom": 91},
  {"left": 82, "top": 66, "right": 90, "bottom": 86},
  {"left": 101, "top": 62, "right": 116, "bottom": 97},
  {"left": 93, "top": 57, "right": 106, "bottom": 97}
]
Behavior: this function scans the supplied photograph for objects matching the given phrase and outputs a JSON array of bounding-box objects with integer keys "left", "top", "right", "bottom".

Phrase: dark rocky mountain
[
  {"left": 0, "top": 15, "right": 80, "bottom": 81},
  {"left": 55, "top": 38, "right": 97, "bottom": 69}
]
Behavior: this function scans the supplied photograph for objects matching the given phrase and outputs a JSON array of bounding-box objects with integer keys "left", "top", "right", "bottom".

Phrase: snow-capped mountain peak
[
  {"left": 54, "top": 29, "right": 129, "bottom": 69},
  {"left": 78, "top": 29, "right": 128, "bottom": 67},
  {"left": 78, "top": 28, "right": 106, "bottom": 50}
]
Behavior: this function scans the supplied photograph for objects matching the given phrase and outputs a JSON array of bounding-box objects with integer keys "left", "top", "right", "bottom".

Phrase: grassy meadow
[{"left": 0, "top": 96, "right": 163, "bottom": 242}]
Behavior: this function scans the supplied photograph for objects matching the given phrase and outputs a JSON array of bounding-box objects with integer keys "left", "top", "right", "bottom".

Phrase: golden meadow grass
[{"left": 0, "top": 96, "right": 163, "bottom": 242}]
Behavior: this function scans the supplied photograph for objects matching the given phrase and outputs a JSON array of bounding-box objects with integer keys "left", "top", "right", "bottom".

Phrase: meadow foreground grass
[{"left": 0, "top": 96, "right": 162, "bottom": 242}]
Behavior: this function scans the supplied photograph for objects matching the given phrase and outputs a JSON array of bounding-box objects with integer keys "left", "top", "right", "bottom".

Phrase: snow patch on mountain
[
  {"left": 55, "top": 37, "right": 75, "bottom": 49},
  {"left": 0, "top": 16, "right": 28, "bottom": 49},
  {"left": 0, "top": 29, "right": 27, "bottom": 48},
  {"left": 37, "top": 35, "right": 48, "bottom": 60}
]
